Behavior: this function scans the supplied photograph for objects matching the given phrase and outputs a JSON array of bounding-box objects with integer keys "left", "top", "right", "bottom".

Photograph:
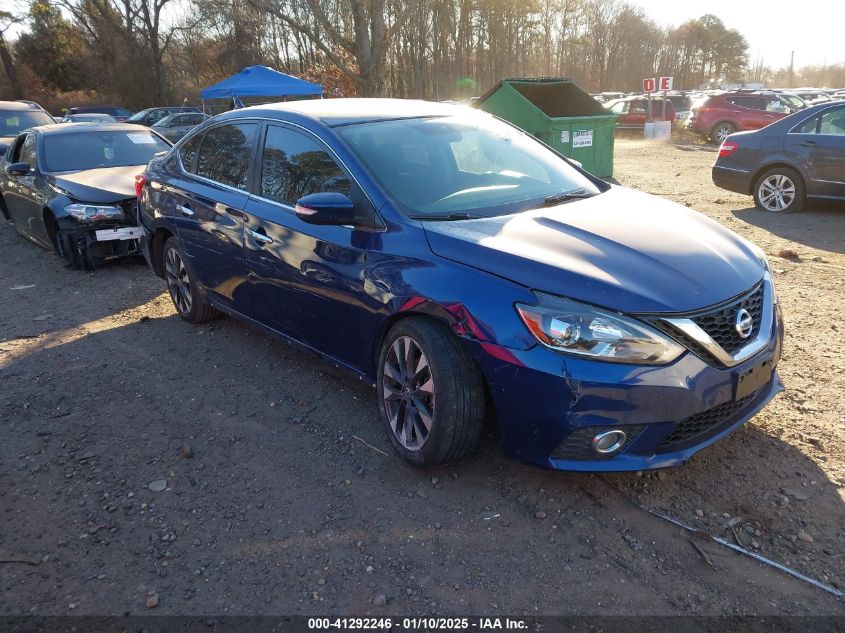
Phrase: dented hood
[
  {"left": 47, "top": 165, "right": 139, "bottom": 203},
  {"left": 422, "top": 186, "right": 764, "bottom": 314}
]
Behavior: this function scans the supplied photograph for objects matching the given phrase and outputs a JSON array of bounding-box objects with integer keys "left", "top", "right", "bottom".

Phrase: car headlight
[
  {"left": 65, "top": 203, "right": 124, "bottom": 222},
  {"left": 746, "top": 241, "right": 778, "bottom": 305},
  {"left": 515, "top": 293, "right": 684, "bottom": 364}
]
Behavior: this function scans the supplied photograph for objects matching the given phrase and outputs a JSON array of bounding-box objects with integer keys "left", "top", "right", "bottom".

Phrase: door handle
[
  {"left": 801, "top": 140, "right": 818, "bottom": 147},
  {"left": 176, "top": 204, "right": 194, "bottom": 216},
  {"left": 247, "top": 228, "right": 273, "bottom": 244}
]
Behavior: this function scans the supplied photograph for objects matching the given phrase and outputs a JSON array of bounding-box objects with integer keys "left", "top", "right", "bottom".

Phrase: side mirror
[
  {"left": 5, "top": 162, "right": 32, "bottom": 176},
  {"left": 295, "top": 192, "right": 356, "bottom": 225}
]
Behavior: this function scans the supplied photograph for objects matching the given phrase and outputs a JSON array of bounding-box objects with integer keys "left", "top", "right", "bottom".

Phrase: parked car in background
[
  {"left": 0, "top": 101, "right": 56, "bottom": 163},
  {"left": 0, "top": 123, "right": 171, "bottom": 268},
  {"left": 784, "top": 90, "right": 831, "bottom": 106},
  {"left": 686, "top": 91, "right": 804, "bottom": 144},
  {"left": 712, "top": 101, "right": 845, "bottom": 213},
  {"left": 63, "top": 106, "right": 134, "bottom": 122},
  {"left": 126, "top": 106, "right": 202, "bottom": 127},
  {"left": 61, "top": 112, "right": 118, "bottom": 123},
  {"left": 138, "top": 99, "right": 782, "bottom": 472},
  {"left": 151, "top": 112, "right": 210, "bottom": 141},
  {"left": 666, "top": 93, "right": 692, "bottom": 123},
  {"left": 605, "top": 97, "right": 676, "bottom": 130},
  {"left": 15, "top": 100, "right": 49, "bottom": 111}
]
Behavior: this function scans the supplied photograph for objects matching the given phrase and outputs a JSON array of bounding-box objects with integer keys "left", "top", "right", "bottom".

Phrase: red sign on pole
[
  {"left": 659, "top": 76, "right": 674, "bottom": 91},
  {"left": 643, "top": 78, "right": 656, "bottom": 93}
]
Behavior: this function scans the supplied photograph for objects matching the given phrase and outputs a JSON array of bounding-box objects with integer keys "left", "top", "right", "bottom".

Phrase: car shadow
[
  {"left": 1, "top": 311, "right": 842, "bottom": 614},
  {"left": 732, "top": 201, "right": 845, "bottom": 256}
]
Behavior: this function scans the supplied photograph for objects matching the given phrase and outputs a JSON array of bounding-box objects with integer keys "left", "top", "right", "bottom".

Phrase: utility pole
[{"left": 789, "top": 50, "right": 795, "bottom": 88}]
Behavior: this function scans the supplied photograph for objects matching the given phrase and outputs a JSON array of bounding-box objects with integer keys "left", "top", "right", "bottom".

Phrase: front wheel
[
  {"left": 162, "top": 237, "right": 218, "bottom": 323},
  {"left": 710, "top": 122, "right": 736, "bottom": 144},
  {"left": 753, "top": 167, "right": 805, "bottom": 213},
  {"left": 377, "top": 317, "right": 485, "bottom": 467}
]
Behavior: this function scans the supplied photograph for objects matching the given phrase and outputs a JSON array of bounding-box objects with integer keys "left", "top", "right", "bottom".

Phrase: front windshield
[
  {"left": 125, "top": 109, "right": 152, "bottom": 123},
  {"left": 43, "top": 130, "right": 170, "bottom": 172},
  {"left": 0, "top": 110, "right": 55, "bottom": 136},
  {"left": 779, "top": 94, "right": 806, "bottom": 111},
  {"left": 152, "top": 115, "right": 174, "bottom": 127},
  {"left": 337, "top": 114, "right": 601, "bottom": 218}
]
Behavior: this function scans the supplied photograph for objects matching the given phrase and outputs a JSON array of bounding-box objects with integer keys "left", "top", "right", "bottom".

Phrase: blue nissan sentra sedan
[{"left": 137, "top": 99, "right": 783, "bottom": 472}]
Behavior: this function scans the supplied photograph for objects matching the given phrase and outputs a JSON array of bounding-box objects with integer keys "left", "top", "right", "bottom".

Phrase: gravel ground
[{"left": 1, "top": 137, "right": 843, "bottom": 616}]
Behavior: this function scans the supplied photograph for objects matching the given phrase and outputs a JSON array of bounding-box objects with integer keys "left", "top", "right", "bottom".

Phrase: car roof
[
  {"left": 217, "top": 98, "right": 472, "bottom": 127},
  {"left": 0, "top": 100, "right": 47, "bottom": 112},
  {"left": 31, "top": 122, "right": 153, "bottom": 136}
]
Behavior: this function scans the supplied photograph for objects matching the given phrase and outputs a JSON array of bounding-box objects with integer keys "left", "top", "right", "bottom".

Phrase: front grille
[
  {"left": 689, "top": 283, "right": 764, "bottom": 354},
  {"left": 551, "top": 425, "right": 643, "bottom": 461},
  {"left": 657, "top": 392, "right": 757, "bottom": 452}
]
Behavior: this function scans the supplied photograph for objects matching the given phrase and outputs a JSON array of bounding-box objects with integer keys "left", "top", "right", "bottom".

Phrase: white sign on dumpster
[
  {"left": 560, "top": 130, "right": 570, "bottom": 143},
  {"left": 572, "top": 130, "right": 593, "bottom": 148}
]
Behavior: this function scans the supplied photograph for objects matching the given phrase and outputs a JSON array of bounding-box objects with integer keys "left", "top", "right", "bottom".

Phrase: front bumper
[
  {"left": 467, "top": 309, "right": 783, "bottom": 472},
  {"left": 56, "top": 221, "right": 143, "bottom": 269}
]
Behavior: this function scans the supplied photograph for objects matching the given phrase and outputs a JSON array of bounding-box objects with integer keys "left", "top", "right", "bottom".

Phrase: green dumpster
[{"left": 475, "top": 78, "right": 618, "bottom": 178}]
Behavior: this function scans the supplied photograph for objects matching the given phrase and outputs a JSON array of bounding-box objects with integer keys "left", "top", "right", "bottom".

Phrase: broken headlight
[{"left": 65, "top": 203, "right": 125, "bottom": 222}]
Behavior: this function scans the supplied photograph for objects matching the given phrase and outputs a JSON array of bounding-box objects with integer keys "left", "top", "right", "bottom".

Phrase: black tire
[
  {"left": 377, "top": 317, "right": 485, "bottom": 467},
  {"left": 162, "top": 236, "right": 218, "bottom": 323},
  {"left": 753, "top": 167, "right": 806, "bottom": 213},
  {"left": 709, "top": 122, "right": 736, "bottom": 145},
  {"left": 43, "top": 212, "right": 61, "bottom": 256}
]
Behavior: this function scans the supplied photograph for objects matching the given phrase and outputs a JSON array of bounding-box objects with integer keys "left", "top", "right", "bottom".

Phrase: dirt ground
[{"left": 1, "top": 137, "right": 844, "bottom": 616}]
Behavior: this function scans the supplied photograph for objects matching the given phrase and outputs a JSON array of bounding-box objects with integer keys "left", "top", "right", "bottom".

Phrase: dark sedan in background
[
  {"left": 0, "top": 123, "right": 170, "bottom": 268},
  {"left": 125, "top": 106, "right": 202, "bottom": 127},
  {"left": 61, "top": 113, "right": 118, "bottom": 124},
  {"left": 63, "top": 105, "right": 134, "bottom": 122},
  {"left": 151, "top": 111, "right": 210, "bottom": 141},
  {"left": 712, "top": 101, "right": 845, "bottom": 212},
  {"left": 0, "top": 100, "right": 56, "bottom": 163}
]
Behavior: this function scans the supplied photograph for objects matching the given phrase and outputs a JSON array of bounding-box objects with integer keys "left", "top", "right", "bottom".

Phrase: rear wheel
[
  {"left": 710, "top": 122, "right": 736, "bottom": 144},
  {"left": 162, "top": 237, "right": 218, "bottom": 323},
  {"left": 377, "top": 317, "right": 485, "bottom": 467},
  {"left": 753, "top": 167, "right": 805, "bottom": 213}
]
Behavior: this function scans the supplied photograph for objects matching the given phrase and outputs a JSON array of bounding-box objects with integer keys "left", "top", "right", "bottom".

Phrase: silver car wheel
[
  {"left": 382, "top": 336, "right": 435, "bottom": 451},
  {"left": 164, "top": 246, "right": 193, "bottom": 314},
  {"left": 758, "top": 174, "right": 796, "bottom": 212}
]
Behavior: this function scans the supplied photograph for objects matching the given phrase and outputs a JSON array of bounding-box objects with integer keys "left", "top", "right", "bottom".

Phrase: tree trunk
[{"left": 0, "top": 32, "right": 21, "bottom": 99}]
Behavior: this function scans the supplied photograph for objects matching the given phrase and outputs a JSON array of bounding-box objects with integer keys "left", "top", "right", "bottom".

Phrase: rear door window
[
  {"left": 818, "top": 108, "right": 845, "bottom": 135},
  {"left": 791, "top": 108, "right": 845, "bottom": 135},
  {"left": 196, "top": 122, "right": 258, "bottom": 190}
]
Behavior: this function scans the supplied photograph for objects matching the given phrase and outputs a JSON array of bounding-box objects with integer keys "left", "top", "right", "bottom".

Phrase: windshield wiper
[
  {"left": 529, "top": 188, "right": 594, "bottom": 210},
  {"left": 410, "top": 212, "right": 484, "bottom": 221}
]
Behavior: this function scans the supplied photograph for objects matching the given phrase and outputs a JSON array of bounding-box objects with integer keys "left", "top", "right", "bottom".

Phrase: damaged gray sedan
[{"left": 0, "top": 123, "right": 171, "bottom": 269}]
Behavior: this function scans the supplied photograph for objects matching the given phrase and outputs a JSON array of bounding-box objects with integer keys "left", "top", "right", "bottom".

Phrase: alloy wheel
[
  {"left": 714, "top": 125, "right": 734, "bottom": 144},
  {"left": 758, "top": 174, "right": 795, "bottom": 212},
  {"left": 381, "top": 336, "right": 435, "bottom": 451},
  {"left": 164, "top": 247, "right": 193, "bottom": 314}
]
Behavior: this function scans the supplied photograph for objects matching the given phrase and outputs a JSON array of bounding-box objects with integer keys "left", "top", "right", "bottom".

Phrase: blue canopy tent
[{"left": 200, "top": 66, "right": 322, "bottom": 110}]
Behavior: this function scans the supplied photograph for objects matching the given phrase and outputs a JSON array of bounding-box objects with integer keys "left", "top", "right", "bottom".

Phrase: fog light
[{"left": 592, "top": 430, "right": 627, "bottom": 455}]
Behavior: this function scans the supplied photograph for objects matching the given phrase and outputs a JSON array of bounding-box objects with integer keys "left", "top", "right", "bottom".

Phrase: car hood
[
  {"left": 422, "top": 186, "right": 764, "bottom": 314},
  {"left": 47, "top": 165, "right": 139, "bottom": 203}
]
